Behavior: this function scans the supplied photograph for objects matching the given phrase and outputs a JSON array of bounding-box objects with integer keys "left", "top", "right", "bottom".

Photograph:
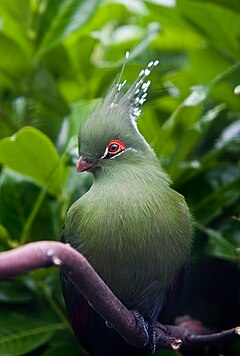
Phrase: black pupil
[{"left": 109, "top": 143, "right": 119, "bottom": 152}]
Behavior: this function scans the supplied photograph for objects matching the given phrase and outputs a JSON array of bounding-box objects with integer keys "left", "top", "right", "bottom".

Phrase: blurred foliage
[{"left": 0, "top": 0, "right": 239, "bottom": 355}]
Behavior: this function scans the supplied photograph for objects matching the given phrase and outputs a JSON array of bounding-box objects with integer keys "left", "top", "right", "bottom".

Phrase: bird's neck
[{"left": 93, "top": 155, "right": 170, "bottom": 188}]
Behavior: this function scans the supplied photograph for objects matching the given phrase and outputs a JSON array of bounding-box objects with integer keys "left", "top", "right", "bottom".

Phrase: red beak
[{"left": 76, "top": 156, "right": 96, "bottom": 172}]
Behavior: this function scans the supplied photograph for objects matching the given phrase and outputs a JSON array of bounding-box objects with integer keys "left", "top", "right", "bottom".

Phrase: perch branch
[{"left": 0, "top": 241, "right": 239, "bottom": 352}]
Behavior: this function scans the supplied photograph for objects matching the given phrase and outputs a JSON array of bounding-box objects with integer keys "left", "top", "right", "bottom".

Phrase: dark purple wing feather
[
  {"left": 60, "top": 231, "right": 149, "bottom": 355},
  {"left": 60, "top": 272, "right": 150, "bottom": 356},
  {"left": 160, "top": 264, "right": 189, "bottom": 319}
]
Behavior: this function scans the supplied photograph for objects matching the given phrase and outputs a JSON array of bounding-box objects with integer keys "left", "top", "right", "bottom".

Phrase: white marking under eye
[
  {"left": 101, "top": 146, "right": 109, "bottom": 159},
  {"left": 109, "top": 147, "right": 137, "bottom": 159}
]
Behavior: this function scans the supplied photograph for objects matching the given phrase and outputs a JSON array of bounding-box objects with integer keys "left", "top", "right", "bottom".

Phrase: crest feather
[
  {"left": 79, "top": 54, "right": 159, "bottom": 160},
  {"left": 100, "top": 53, "right": 159, "bottom": 126}
]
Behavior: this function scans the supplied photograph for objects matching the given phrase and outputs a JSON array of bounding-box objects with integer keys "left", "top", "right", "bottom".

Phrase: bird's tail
[
  {"left": 61, "top": 272, "right": 150, "bottom": 356},
  {"left": 89, "top": 332, "right": 150, "bottom": 356}
]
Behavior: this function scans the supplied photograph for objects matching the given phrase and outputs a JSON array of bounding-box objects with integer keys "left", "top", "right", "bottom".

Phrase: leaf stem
[
  {"left": 209, "top": 61, "right": 240, "bottom": 88},
  {"left": 39, "top": 281, "right": 72, "bottom": 332},
  {"left": 20, "top": 148, "right": 70, "bottom": 245}
]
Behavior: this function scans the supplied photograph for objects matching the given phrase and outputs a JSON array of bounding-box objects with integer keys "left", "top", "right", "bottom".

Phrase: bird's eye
[
  {"left": 108, "top": 143, "right": 119, "bottom": 152},
  {"left": 102, "top": 139, "right": 126, "bottom": 159}
]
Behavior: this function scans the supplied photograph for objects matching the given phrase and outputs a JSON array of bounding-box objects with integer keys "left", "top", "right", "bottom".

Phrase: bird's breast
[{"left": 65, "top": 174, "right": 191, "bottom": 319}]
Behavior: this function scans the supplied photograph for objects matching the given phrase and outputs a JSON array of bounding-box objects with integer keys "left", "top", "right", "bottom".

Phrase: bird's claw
[
  {"left": 133, "top": 312, "right": 157, "bottom": 353},
  {"left": 148, "top": 322, "right": 156, "bottom": 354},
  {"left": 157, "top": 323, "right": 170, "bottom": 336},
  {"left": 133, "top": 311, "right": 149, "bottom": 346}
]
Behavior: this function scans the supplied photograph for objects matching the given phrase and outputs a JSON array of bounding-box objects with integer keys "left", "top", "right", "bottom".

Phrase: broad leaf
[
  {"left": 178, "top": 0, "right": 240, "bottom": 59},
  {"left": 38, "top": 0, "right": 101, "bottom": 55},
  {"left": 189, "top": 0, "right": 240, "bottom": 13},
  {"left": 0, "top": 297, "right": 66, "bottom": 356},
  {"left": 0, "top": 323, "right": 62, "bottom": 356},
  {"left": 0, "top": 127, "right": 65, "bottom": 196},
  {"left": 204, "top": 228, "right": 239, "bottom": 261},
  {"left": 0, "top": 281, "right": 33, "bottom": 303}
]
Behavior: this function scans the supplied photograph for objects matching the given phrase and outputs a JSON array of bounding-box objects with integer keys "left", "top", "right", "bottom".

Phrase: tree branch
[{"left": 0, "top": 241, "right": 239, "bottom": 352}]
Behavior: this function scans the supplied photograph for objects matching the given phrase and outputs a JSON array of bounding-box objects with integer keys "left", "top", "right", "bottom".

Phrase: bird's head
[{"left": 77, "top": 57, "right": 159, "bottom": 175}]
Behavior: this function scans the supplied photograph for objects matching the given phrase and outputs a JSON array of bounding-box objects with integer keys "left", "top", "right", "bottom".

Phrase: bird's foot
[
  {"left": 156, "top": 322, "right": 170, "bottom": 336},
  {"left": 133, "top": 311, "right": 149, "bottom": 346},
  {"left": 105, "top": 321, "right": 113, "bottom": 329},
  {"left": 133, "top": 312, "right": 158, "bottom": 353},
  {"left": 148, "top": 322, "right": 156, "bottom": 354}
]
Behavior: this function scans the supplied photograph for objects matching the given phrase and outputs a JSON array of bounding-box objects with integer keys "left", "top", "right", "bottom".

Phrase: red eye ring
[
  {"left": 101, "top": 139, "right": 126, "bottom": 159},
  {"left": 107, "top": 139, "right": 126, "bottom": 155}
]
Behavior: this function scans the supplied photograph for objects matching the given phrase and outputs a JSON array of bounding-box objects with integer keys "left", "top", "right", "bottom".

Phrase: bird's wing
[
  {"left": 60, "top": 230, "right": 150, "bottom": 355},
  {"left": 61, "top": 272, "right": 152, "bottom": 355},
  {"left": 60, "top": 271, "right": 92, "bottom": 344},
  {"left": 60, "top": 229, "right": 91, "bottom": 345},
  {"left": 159, "top": 263, "right": 189, "bottom": 320}
]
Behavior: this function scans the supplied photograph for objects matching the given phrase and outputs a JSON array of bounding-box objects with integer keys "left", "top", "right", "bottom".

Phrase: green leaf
[
  {"left": 155, "top": 350, "right": 177, "bottom": 356},
  {"left": 192, "top": 168, "right": 240, "bottom": 223},
  {"left": 0, "top": 224, "right": 10, "bottom": 242},
  {"left": 0, "top": 170, "right": 60, "bottom": 243},
  {"left": 183, "top": 85, "right": 208, "bottom": 107},
  {"left": 204, "top": 228, "right": 239, "bottom": 261},
  {"left": 171, "top": 103, "right": 226, "bottom": 181},
  {"left": 146, "top": 2, "right": 204, "bottom": 52},
  {"left": 30, "top": 67, "right": 69, "bottom": 115},
  {"left": 0, "top": 324, "right": 61, "bottom": 356},
  {"left": 0, "top": 297, "right": 66, "bottom": 356},
  {"left": 0, "top": 34, "right": 30, "bottom": 73},
  {"left": 42, "top": 330, "right": 87, "bottom": 356},
  {"left": 38, "top": 0, "right": 101, "bottom": 55},
  {"left": 0, "top": 224, "right": 16, "bottom": 250},
  {"left": 42, "top": 345, "right": 86, "bottom": 356},
  {"left": 189, "top": 0, "right": 240, "bottom": 13},
  {"left": 216, "top": 120, "right": 240, "bottom": 147},
  {"left": 0, "top": 127, "right": 65, "bottom": 196},
  {"left": 0, "top": 0, "right": 32, "bottom": 55},
  {"left": 0, "top": 281, "right": 33, "bottom": 303},
  {"left": 178, "top": 0, "right": 240, "bottom": 59}
]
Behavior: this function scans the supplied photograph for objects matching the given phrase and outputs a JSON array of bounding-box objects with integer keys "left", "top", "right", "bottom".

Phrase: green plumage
[{"left": 63, "top": 67, "right": 192, "bottom": 323}]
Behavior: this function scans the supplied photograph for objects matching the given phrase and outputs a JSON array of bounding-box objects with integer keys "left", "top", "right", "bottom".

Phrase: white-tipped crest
[{"left": 110, "top": 53, "right": 159, "bottom": 123}]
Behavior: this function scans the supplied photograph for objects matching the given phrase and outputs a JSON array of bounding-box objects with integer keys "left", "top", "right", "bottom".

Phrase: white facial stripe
[
  {"left": 109, "top": 147, "right": 137, "bottom": 159},
  {"left": 101, "top": 146, "right": 109, "bottom": 159}
]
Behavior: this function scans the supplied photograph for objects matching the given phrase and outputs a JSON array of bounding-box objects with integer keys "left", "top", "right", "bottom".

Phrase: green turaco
[{"left": 61, "top": 56, "right": 192, "bottom": 355}]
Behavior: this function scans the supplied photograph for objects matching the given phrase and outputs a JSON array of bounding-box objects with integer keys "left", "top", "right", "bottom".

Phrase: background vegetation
[{"left": 0, "top": 0, "right": 239, "bottom": 355}]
